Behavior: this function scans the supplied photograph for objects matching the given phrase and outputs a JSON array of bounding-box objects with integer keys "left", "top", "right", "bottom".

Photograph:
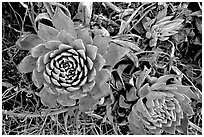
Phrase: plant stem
[
  {"left": 2, "top": 106, "right": 78, "bottom": 118},
  {"left": 189, "top": 121, "right": 202, "bottom": 133}
]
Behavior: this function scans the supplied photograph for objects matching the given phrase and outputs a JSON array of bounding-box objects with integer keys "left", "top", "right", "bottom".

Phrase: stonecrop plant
[
  {"left": 9, "top": 2, "right": 201, "bottom": 135},
  {"left": 17, "top": 7, "right": 111, "bottom": 110},
  {"left": 128, "top": 74, "right": 199, "bottom": 134}
]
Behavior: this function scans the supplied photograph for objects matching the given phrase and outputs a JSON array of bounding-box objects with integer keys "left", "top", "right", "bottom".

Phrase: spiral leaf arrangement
[{"left": 17, "top": 7, "right": 111, "bottom": 110}]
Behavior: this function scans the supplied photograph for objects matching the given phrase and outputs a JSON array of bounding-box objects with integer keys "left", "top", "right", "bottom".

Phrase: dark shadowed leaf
[
  {"left": 52, "top": 7, "right": 76, "bottom": 39},
  {"left": 18, "top": 55, "right": 38, "bottom": 73},
  {"left": 17, "top": 34, "right": 45, "bottom": 50}
]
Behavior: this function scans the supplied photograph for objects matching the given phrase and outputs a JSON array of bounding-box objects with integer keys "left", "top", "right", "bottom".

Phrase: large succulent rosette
[
  {"left": 17, "top": 8, "right": 110, "bottom": 109},
  {"left": 128, "top": 75, "right": 198, "bottom": 134}
]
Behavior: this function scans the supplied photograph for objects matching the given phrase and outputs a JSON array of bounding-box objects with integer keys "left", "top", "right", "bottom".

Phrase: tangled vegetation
[{"left": 2, "top": 2, "right": 202, "bottom": 135}]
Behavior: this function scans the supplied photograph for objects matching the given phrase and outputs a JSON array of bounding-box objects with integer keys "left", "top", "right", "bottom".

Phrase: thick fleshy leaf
[
  {"left": 156, "top": 74, "right": 178, "bottom": 84},
  {"left": 85, "top": 44, "right": 97, "bottom": 60},
  {"left": 128, "top": 111, "right": 145, "bottom": 135},
  {"left": 93, "top": 54, "right": 106, "bottom": 71},
  {"left": 93, "top": 35, "right": 111, "bottom": 56},
  {"left": 76, "top": 28, "right": 93, "bottom": 45},
  {"left": 17, "top": 34, "right": 45, "bottom": 50},
  {"left": 57, "top": 94, "right": 76, "bottom": 106},
  {"left": 162, "top": 124, "right": 176, "bottom": 134},
  {"left": 31, "top": 44, "right": 50, "bottom": 58},
  {"left": 179, "top": 102, "right": 194, "bottom": 116},
  {"left": 176, "top": 112, "right": 188, "bottom": 134},
  {"left": 79, "top": 93, "right": 97, "bottom": 112},
  {"left": 136, "top": 66, "right": 151, "bottom": 89},
  {"left": 126, "top": 87, "right": 138, "bottom": 102},
  {"left": 134, "top": 99, "right": 151, "bottom": 120},
  {"left": 36, "top": 56, "right": 46, "bottom": 72},
  {"left": 34, "top": 12, "right": 52, "bottom": 28},
  {"left": 38, "top": 23, "right": 59, "bottom": 41},
  {"left": 57, "top": 30, "right": 74, "bottom": 46},
  {"left": 73, "top": 39, "right": 85, "bottom": 51},
  {"left": 138, "top": 83, "right": 151, "bottom": 98},
  {"left": 90, "top": 82, "right": 110, "bottom": 100},
  {"left": 103, "top": 42, "right": 129, "bottom": 67},
  {"left": 52, "top": 7, "right": 76, "bottom": 39},
  {"left": 95, "top": 69, "right": 110, "bottom": 86},
  {"left": 45, "top": 40, "right": 62, "bottom": 50},
  {"left": 32, "top": 69, "right": 45, "bottom": 88},
  {"left": 18, "top": 55, "right": 38, "bottom": 73},
  {"left": 39, "top": 86, "right": 58, "bottom": 108},
  {"left": 107, "top": 107, "right": 113, "bottom": 123},
  {"left": 119, "top": 95, "right": 131, "bottom": 108}
]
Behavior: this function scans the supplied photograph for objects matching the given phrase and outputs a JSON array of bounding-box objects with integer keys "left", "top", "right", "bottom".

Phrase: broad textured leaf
[
  {"left": 57, "top": 94, "right": 76, "bottom": 106},
  {"left": 17, "top": 34, "right": 45, "bottom": 50},
  {"left": 128, "top": 111, "right": 145, "bottom": 135},
  {"left": 79, "top": 93, "right": 97, "bottom": 112},
  {"left": 138, "top": 83, "right": 151, "bottom": 98},
  {"left": 57, "top": 30, "right": 74, "bottom": 46},
  {"left": 52, "top": 7, "right": 76, "bottom": 39},
  {"left": 18, "top": 55, "right": 38, "bottom": 73},
  {"left": 39, "top": 86, "right": 57, "bottom": 108},
  {"left": 93, "top": 35, "right": 111, "bottom": 56},
  {"left": 38, "top": 23, "right": 59, "bottom": 41},
  {"left": 32, "top": 69, "right": 44, "bottom": 88},
  {"left": 162, "top": 124, "right": 176, "bottom": 134},
  {"left": 90, "top": 82, "right": 111, "bottom": 100},
  {"left": 76, "top": 28, "right": 93, "bottom": 45},
  {"left": 103, "top": 42, "right": 129, "bottom": 67},
  {"left": 31, "top": 44, "right": 50, "bottom": 58},
  {"left": 50, "top": 2, "right": 71, "bottom": 18},
  {"left": 176, "top": 112, "right": 188, "bottom": 134}
]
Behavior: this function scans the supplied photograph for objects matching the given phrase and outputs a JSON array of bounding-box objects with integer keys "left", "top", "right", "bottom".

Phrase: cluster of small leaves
[{"left": 2, "top": 2, "right": 202, "bottom": 135}]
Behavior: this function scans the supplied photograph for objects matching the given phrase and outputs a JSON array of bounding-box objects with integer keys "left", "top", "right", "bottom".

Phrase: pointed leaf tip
[{"left": 52, "top": 7, "right": 76, "bottom": 39}]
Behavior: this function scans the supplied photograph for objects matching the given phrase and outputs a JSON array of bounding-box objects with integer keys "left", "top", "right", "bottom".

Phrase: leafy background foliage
[{"left": 2, "top": 2, "right": 202, "bottom": 135}]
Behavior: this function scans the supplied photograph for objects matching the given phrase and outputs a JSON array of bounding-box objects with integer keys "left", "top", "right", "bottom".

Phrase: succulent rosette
[
  {"left": 128, "top": 75, "right": 198, "bottom": 134},
  {"left": 17, "top": 8, "right": 110, "bottom": 109}
]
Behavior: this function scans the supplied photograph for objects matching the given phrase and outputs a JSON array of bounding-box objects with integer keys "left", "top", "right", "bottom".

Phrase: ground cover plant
[{"left": 2, "top": 2, "right": 202, "bottom": 135}]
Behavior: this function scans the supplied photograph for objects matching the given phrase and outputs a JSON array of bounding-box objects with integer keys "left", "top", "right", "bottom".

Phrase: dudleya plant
[
  {"left": 17, "top": 7, "right": 111, "bottom": 110},
  {"left": 128, "top": 74, "right": 198, "bottom": 134}
]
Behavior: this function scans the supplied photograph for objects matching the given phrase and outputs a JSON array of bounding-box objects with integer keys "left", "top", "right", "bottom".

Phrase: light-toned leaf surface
[
  {"left": 38, "top": 23, "right": 59, "bottom": 41},
  {"left": 52, "top": 7, "right": 76, "bottom": 39},
  {"left": 17, "top": 34, "right": 45, "bottom": 50},
  {"left": 18, "top": 55, "right": 38, "bottom": 73},
  {"left": 79, "top": 93, "right": 96, "bottom": 112},
  {"left": 103, "top": 42, "right": 129, "bottom": 67},
  {"left": 93, "top": 35, "right": 111, "bottom": 56}
]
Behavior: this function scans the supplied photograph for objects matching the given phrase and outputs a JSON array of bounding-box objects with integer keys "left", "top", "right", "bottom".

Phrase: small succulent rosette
[
  {"left": 128, "top": 75, "right": 199, "bottom": 134},
  {"left": 17, "top": 8, "right": 110, "bottom": 109}
]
